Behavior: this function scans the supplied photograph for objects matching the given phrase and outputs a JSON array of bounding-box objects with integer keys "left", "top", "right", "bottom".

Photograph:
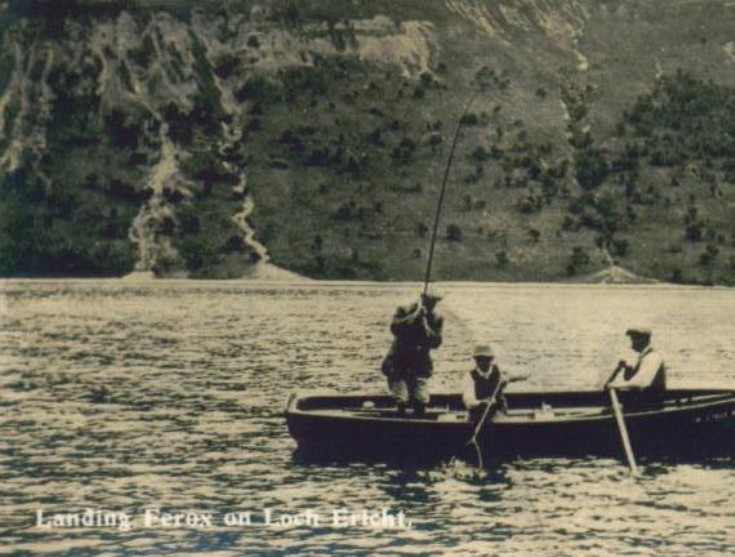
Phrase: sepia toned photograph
[{"left": 1, "top": 1, "right": 733, "bottom": 555}]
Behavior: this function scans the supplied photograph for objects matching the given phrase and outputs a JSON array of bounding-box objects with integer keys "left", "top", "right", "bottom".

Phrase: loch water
[{"left": 1, "top": 280, "right": 734, "bottom": 556}]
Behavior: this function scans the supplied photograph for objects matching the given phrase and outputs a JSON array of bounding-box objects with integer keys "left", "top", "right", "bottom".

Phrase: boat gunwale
[{"left": 285, "top": 389, "right": 735, "bottom": 426}]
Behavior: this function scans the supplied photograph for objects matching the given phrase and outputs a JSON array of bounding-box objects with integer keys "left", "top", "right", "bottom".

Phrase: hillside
[{"left": 1, "top": 0, "right": 734, "bottom": 284}]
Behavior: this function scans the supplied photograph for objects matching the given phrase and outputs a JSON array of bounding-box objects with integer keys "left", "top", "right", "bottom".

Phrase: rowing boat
[{"left": 285, "top": 389, "right": 735, "bottom": 463}]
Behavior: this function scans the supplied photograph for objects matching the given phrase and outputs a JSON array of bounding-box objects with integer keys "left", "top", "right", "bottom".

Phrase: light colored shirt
[{"left": 610, "top": 346, "right": 665, "bottom": 389}]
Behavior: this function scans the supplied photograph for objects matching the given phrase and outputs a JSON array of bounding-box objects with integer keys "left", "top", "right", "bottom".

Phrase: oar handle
[
  {"left": 604, "top": 362, "right": 626, "bottom": 387},
  {"left": 470, "top": 398, "right": 497, "bottom": 441},
  {"left": 468, "top": 378, "right": 506, "bottom": 443}
]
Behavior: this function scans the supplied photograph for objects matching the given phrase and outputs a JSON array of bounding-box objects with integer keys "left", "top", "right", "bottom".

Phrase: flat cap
[{"left": 626, "top": 327, "right": 652, "bottom": 337}]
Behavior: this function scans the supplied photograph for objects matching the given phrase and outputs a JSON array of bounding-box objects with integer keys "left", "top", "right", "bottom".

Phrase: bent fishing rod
[{"left": 422, "top": 93, "right": 477, "bottom": 297}]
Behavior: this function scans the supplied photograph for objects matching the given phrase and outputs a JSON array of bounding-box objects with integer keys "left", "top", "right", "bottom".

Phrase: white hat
[{"left": 473, "top": 344, "right": 495, "bottom": 358}]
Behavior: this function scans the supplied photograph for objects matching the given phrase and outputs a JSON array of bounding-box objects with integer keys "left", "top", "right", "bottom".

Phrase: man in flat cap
[
  {"left": 462, "top": 343, "right": 527, "bottom": 418},
  {"left": 605, "top": 327, "right": 667, "bottom": 394},
  {"left": 382, "top": 293, "right": 444, "bottom": 416}
]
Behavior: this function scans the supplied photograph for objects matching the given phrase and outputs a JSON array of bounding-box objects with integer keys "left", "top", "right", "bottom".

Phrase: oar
[
  {"left": 466, "top": 397, "right": 497, "bottom": 468},
  {"left": 457, "top": 379, "right": 505, "bottom": 468},
  {"left": 608, "top": 387, "right": 640, "bottom": 476}
]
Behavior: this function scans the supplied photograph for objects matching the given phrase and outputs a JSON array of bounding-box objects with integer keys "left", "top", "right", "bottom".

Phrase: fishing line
[{"left": 422, "top": 92, "right": 478, "bottom": 296}]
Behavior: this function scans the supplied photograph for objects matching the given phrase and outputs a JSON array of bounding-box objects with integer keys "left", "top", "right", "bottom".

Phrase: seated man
[
  {"left": 382, "top": 293, "right": 443, "bottom": 416},
  {"left": 462, "top": 344, "right": 527, "bottom": 417},
  {"left": 605, "top": 327, "right": 666, "bottom": 395}
]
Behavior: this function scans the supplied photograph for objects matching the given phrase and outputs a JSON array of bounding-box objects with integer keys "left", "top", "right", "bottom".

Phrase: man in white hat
[
  {"left": 382, "top": 293, "right": 444, "bottom": 416},
  {"left": 462, "top": 343, "right": 527, "bottom": 415}
]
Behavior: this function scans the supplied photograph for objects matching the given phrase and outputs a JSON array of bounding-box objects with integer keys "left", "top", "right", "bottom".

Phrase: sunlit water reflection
[{"left": 1, "top": 280, "right": 733, "bottom": 555}]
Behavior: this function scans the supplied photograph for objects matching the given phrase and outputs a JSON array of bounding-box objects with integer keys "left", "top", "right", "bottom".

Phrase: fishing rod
[{"left": 422, "top": 93, "right": 477, "bottom": 297}]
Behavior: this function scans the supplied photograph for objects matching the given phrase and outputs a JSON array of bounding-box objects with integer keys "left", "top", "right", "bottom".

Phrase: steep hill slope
[{"left": 1, "top": 0, "right": 734, "bottom": 284}]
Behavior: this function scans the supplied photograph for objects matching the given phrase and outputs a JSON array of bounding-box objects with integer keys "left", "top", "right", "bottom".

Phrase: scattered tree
[{"left": 446, "top": 224, "right": 463, "bottom": 242}]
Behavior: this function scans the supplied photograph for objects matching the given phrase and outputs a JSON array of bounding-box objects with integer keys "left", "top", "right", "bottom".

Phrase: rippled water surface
[{"left": 1, "top": 280, "right": 734, "bottom": 555}]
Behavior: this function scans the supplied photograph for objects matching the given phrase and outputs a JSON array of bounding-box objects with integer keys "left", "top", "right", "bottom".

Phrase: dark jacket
[
  {"left": 466, "top": 365, "right": 508, "bottom": 418},
  {"left": 382, "top": 302, "right": 443, "bottom": 378},
  {"left": 471, "top": 366, "right": 505, "bottom": 400}
]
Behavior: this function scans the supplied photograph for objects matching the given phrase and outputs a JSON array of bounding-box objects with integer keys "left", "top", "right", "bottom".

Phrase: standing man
[
  {"left": 605, "top": 327, "right": 667, "bottom": 394},
  {"left": 382, "top": 293, "right": 443, "bottom": 416}
]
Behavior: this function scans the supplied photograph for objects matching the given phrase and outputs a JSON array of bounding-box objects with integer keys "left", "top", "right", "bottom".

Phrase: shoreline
[
  {"left": 1, "top": 265, "right": 727, "bottom": 288},
  {"left": 1, "top": 277, "right": 730, "bottom": 291}
]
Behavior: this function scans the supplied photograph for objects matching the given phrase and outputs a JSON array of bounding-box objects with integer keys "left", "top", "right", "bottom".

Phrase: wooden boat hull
[{"left": 285, "top": 389, "right": 735, "bottom": 463}]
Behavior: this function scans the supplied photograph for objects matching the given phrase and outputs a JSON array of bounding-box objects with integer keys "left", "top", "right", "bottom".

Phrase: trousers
[{"left": 388, "top": 376, "right": 430, "bottom": 404}]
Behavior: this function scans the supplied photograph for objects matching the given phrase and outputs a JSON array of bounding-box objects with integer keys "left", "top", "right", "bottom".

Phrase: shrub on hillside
[
  {"left": 566, "top": 246, "right": 590, "bottom": 276},
  {"left": 574, "top": 147, "right": 609, "bottom": 191},
  {"left": 235, "top": 74, "right": 282, "bottom": 105},
  {"left": 446, "top": 224, "right": 463, "bottom": 242}
]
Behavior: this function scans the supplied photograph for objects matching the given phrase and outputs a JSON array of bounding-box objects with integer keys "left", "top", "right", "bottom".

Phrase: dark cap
[{"left": 626, "top": 327, "right": 652, "bottom": 338}]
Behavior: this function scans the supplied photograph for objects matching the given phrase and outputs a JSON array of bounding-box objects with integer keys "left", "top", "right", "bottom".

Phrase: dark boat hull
[{"left": 285, "top": 389, "right": 735, "bottom": 464}]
